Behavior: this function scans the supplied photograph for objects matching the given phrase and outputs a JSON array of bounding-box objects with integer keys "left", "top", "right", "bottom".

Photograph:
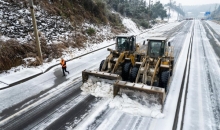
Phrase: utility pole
[
  {"left": 177, "top": 3, "right": 180, "bottom": 21},
  {"left": 148, "top": 0, "right": 150, "bottom": 27},
  {"left": 29, "top": 0, "right": 43, "bottom": 64},
  {"left": 168, "top": 0, "right": 171, "bottom": 22},
  {"left": 148, "top": 0, "right": 152, "bottom": 28}
]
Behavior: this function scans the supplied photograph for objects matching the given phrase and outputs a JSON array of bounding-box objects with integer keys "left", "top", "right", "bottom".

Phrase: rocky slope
[{"left": 0, "top": 0, "right": 125, "bottom": 72}]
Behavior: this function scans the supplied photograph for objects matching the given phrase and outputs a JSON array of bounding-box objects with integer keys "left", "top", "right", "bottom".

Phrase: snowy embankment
[
  {"left": 0, "top": 1, "right": 142, "bottom": 92},
  {"left": 0, "top": 16, "right": 140, "bottom": 88},
  {"left": 81, "top": 77, "right": 164, "bottom": 118},
  {"left": 0, "top": 0, "right": 143, "bottom": 87},
  {"left": 0, "top": 0, "right": 140, "bottom": 78},
  {"left": 164, "top": 7, "right": 184, "bottom": 22},
  {"left": 122, "top": 17, "right": 142, "bottom": 35},
  {"left": 0, "top": 0, "right": 111, "bottom": 76}
]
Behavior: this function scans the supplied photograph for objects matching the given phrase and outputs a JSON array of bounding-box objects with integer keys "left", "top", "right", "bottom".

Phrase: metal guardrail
[
  {"left": 0, "top": 43, "right": 115, "bottom": 90},
  {"left": 172, "top": 21, "right": 195, "bottom": 130}
]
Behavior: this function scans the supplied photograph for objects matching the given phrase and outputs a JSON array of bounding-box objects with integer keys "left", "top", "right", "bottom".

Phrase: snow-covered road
[
  {"left": 0, "top": 20, "right": 185, "bottom": 129},
  {"left": 1, "top": 20, "right": 220, "bottom": 130},
  {"left": 0, "top": 45, "right": 115, "bottom": 113},
  {"left": 183, "top": 20, "right": 220, "bottom": 130}
]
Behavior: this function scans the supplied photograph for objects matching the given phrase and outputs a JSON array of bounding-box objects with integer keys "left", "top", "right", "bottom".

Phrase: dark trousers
[{"left": 62, "top": 67, "right": 69, "bottom": 75}]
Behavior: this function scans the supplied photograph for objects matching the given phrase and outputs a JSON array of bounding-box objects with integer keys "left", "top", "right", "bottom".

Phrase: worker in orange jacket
[{"left": 60, "top": 58, "right": 69, "bottom": 76}]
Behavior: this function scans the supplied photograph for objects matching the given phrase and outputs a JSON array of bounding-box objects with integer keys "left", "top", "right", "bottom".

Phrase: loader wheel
[
  {"left": 129, "top": 67, "right": 139, "bottom": 82},
  {"left": 99, "top": 60, "right": 107, "bottom": 71},
  {"left": 170, "top": 70, "right": 173, "bottom": 77},
  {"left": 170, "top": 60, "right": 174, "bottom": 76},
  {"left": 122, "top": 62, "right": 132, "bottom": 80},
  {"left": 161, "top": 71, "right": 170, "bottom": 92}
]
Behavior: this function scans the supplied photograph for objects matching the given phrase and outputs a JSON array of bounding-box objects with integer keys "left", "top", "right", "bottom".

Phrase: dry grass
[
  {"left": 0, "top": 0, "right": 126, "bottom": 73},
  {"left": 0, "top": 35, "right": 86, "bottom": 72},
  {"left": 0, "top": 39, "right": 29, "bottom": 71}
]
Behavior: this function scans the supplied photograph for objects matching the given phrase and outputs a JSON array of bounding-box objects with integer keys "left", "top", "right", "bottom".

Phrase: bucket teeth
[{"left": 82, "top": 69, "right": 122, "bottom": 83}]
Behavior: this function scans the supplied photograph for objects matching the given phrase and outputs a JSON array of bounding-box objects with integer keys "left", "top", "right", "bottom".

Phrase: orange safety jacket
[{"left": 60, "top": 60, "right": 66, "bottom": 68}]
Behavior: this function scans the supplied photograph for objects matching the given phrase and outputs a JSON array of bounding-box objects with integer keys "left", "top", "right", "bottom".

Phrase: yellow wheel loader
[
  {"left": 82, "top": 35, "right": 144, "bottom": 83},
  {"left": 113, "top": 37, "right": 174, "bottom": 111}
]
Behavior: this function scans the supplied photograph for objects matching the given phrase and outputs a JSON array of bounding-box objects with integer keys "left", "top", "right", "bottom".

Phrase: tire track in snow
[
  {"left": 196, "top": 22, "right": 205, "bottom": 130},
  {"left": 199, "top": 21, "right": 220, "bottom": 130},
  {"left": 203, "top": 21, "right": 220, "bottom": 68},
  {"left": 86, "top": 107, "right": 113, "bottom": 129},
  {"left": 95, "top": 110, "right": 124, "bottom": 130},
  {"left": 171, "top": 21, "right": 192, "bottom": 64},
  {"left": 0, "top": 80, "right": 83, "bottom": 130},
  {"left": 183, "top": 20, "right": 215, "bottom": 130}
]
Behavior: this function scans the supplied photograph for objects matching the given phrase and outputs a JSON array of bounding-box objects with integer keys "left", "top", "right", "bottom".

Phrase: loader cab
[
  {"left": 147, "top": 37, "right": 167, "bottom": 58},
  {"left": 115, "top": 35, "right": 136, "bottom": 53}
]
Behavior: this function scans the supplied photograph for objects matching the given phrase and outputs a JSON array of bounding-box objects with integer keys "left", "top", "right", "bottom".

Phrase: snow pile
[
  {"left": 122, "top": 18, "right": 142, "bottom": 35},
  {"left": 164, "top": 7, "right": 183, "bottom": 22},
  {"left": 169, "top": 9, "right": 179, "bottom": 22},
  {"left": 81, "top": 77, "right": 164, "bottom": 118},
  {"left": 109, "top": 91, "right": 164, "bottom": 118},
  {"left": 81, "top": 77, "right": 115, "bottom": 98}
]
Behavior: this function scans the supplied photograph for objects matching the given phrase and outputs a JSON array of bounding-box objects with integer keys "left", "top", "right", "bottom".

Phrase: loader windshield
[
  {"left": 148, "top": 41, "right": 164, "bottom": 57},
  {"left": 117, "top": 37, "right": 134, "bottom": 52}
]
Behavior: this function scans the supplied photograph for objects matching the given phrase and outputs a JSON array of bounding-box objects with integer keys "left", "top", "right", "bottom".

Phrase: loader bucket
[
  {"left": 82, "top": 70, "right": 122, "bottom": 83},
  {"left": 113, "top": 81, "right": 166, "bottom": 112}
]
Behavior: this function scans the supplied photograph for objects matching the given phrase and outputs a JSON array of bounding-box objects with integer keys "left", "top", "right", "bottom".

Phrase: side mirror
[
  {"left": 168, "top": 42, "right": 171, "bottom": 46},
  {"left": 143, "top": 41, "right": 145, "bottom": 45}
]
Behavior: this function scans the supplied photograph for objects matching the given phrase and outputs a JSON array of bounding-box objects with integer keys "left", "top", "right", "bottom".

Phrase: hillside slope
[{"left": 0, "top": 0, "right": 127, "bottom": 72}]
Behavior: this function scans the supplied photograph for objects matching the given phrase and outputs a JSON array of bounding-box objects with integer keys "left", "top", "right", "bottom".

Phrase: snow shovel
[
  {"left": 82, "top": 69, "right": 122, "bottom": 83},
  {"left": 113, "top": 80, "right": 166, "bottom": 112}
]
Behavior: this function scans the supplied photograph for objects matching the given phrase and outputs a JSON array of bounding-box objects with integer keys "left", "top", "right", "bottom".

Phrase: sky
[{"left": 154, "top": 0, "right": 220, "bottom": 6}]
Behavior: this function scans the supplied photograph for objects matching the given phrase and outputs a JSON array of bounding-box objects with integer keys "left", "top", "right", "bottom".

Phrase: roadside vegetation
[
  {"left": 0, "top": 0, "right": 169, "bottom": 73},
  {"left": 165, "top": 2, "right": 185, "bottom": 17},
  {"left": 212, "top": 5, "right": 220, "bottom": 21},
  {"left": 105, "top": 0, "right": 168, "bottom": 28},
  {"left": 0, "top": 0, "right": 125, "bottom": 72}
]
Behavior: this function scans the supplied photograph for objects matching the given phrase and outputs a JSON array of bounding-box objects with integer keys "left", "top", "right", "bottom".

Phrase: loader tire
[
  {"left": 129, "top": 67, "right": 139, "bottom": 82},
  {"left": 99, "top": 60, "right": 106, "bottom": 71},
  {"left": 122, "top": 62, "right": 131, "bottom": 80},
  {"left": 161, "top": 71, "right": 170, "bottom": 92},
  {"left": 170, "top": 60, "right": 174, "bottom": 76}
]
